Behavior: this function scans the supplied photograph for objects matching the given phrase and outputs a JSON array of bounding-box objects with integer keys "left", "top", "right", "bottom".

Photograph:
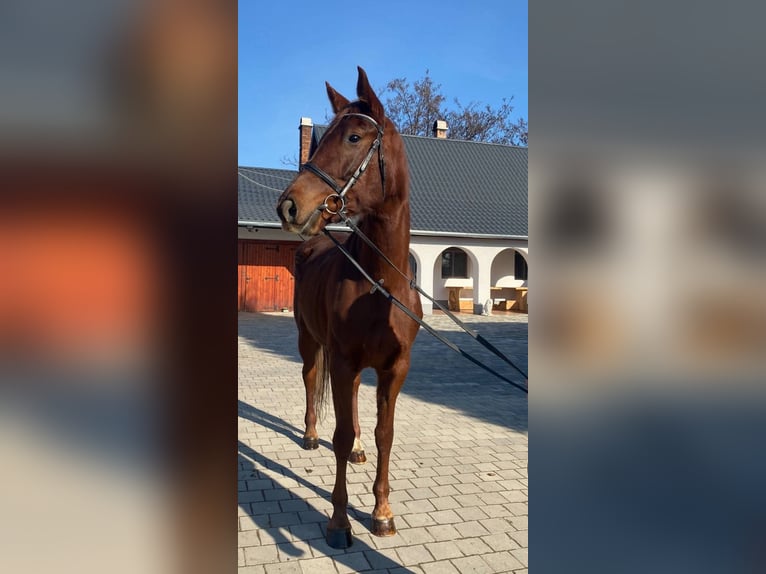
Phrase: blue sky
[{"left": 239, "top": 0, "right": 527, "bottom": 168}]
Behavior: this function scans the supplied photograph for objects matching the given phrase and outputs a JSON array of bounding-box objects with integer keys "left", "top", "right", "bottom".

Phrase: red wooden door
[{"left": 238, "top": 240, "right": 296, "bottom": 312}]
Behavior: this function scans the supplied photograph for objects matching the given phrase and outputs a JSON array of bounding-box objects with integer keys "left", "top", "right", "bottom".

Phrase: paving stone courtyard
[{"left": 238, "top": 310, "right": 528, "bottom": 574}]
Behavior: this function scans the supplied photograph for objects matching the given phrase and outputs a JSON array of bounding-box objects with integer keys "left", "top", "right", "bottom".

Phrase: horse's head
[{"left": 277, "top": 67, "right": 398, "bottom": 236}]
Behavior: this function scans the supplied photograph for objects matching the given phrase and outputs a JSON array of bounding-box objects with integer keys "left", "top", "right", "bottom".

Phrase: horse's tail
[{"left": 314, "top": 345, "right": 331, "bottom": 420}]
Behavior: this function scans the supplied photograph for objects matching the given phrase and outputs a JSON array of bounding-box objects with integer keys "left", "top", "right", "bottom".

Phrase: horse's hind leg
[
  {"left": 349, "top": 377, "right": 367, "bottom": 464},
  {"left": 298, "top": 328, "right": 320, "bottom": 450},
  {"left": 370, "top": 359, "right": 409, "bottom": 537}
]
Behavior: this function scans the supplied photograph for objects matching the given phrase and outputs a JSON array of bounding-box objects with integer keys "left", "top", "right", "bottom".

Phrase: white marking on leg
[{"left": 353, "top": 437, "right": 363, "bottom": 452}]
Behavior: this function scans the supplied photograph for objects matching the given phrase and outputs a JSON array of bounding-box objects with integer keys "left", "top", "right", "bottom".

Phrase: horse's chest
[{"left": 334, "top": 310, "right": 403, "bottom": 362}]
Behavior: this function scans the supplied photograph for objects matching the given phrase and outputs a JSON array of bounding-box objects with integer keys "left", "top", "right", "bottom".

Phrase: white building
[{"left": 238, "top": 119, "right": 528, "bottom": 315}]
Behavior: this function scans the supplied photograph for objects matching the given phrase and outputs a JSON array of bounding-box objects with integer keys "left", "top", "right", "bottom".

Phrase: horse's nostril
[{"left": 279, "top": 198, "right": 298, "bottom": 223}]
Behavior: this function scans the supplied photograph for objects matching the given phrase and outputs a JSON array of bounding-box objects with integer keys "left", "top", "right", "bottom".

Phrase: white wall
[
  {"left": 409, "top": 235, "right": 529, "bottom": 314},
  {"left": 238, "top": 226, "right": 528, "bottom": 315}
]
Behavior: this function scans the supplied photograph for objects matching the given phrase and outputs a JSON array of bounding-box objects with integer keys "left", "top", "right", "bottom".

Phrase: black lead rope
[
  {"left": 339, "top": 215, "right": 529, "bottom": 381},
  {"left": 323, "top": 229, "right": 528, "bottom": 395}
]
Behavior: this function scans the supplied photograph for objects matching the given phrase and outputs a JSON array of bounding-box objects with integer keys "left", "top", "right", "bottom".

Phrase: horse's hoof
[
  {"left": 302, "top": 437, "right": 319, "bottom": 450},
  {"left": 371, "top": 517, "right": 397, "bottom": 537},
  {"left": 348, "top": 450, "right": 367, "bottom": 464},
  {"left": 325, "top": 526, "right": 353, "bottom": 549}
]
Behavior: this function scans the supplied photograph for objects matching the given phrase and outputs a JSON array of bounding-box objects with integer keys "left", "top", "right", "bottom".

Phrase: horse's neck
[{"left": 352, "top": 201, "right": 411, "bottom": 284}]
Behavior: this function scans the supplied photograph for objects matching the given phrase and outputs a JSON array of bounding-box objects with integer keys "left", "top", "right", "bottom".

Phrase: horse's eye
[{"left": 348, "top": 134, "right": 361, "bottom": 143}]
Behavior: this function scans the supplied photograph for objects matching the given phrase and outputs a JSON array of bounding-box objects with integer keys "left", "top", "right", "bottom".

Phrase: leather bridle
[{"left": 300, "top": 112, "right": 386, "bottom": 216}]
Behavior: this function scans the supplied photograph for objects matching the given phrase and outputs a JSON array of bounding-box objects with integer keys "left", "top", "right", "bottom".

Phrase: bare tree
[
  {"left": 381, "top": 70, "right": 527, "bottom": 146},
  {"left": 382, "top": 72, "right": 445, "bottom": 137}
]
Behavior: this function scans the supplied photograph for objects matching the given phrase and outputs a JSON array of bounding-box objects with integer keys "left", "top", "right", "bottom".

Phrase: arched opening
[
  {"left": 490, "top": 248, "right": 528, "bottom": 313},
  {"left": 433, "top": 247, "right": 475, "bottom": 312}
]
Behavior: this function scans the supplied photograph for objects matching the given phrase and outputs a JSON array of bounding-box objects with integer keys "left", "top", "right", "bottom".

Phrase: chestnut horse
[{"left": 276, "top": 67, "right": 421, "bottom": 548}]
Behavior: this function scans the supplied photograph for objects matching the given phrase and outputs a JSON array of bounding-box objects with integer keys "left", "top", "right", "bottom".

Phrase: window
[
  {"left": 441, "top": 248, "right": 468, "bottom": 278},
  {"left": 408, "top": 253, "right": 418, "bottom": 280},
  {"left": 514, "top": 251, "right": 528, "bottom": 281}
]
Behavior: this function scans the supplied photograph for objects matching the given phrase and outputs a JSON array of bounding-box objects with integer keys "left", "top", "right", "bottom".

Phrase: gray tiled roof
[
  {"left": 403, "top": 134, "right": 527, "bottom": 237},
  {"left": 238, "top": 167, "right": 297, "bottom": 224},
  {"left": 239, "top": 129, "right": 528, "bottom": 237}
]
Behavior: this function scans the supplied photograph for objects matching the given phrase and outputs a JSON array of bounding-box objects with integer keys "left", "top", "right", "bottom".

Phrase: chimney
[
  {"left": 432, "top": 119, "right": 448, "bottom": 139},
  {"left": 299, "top": 117, "right": 313, "bottom": 165}
]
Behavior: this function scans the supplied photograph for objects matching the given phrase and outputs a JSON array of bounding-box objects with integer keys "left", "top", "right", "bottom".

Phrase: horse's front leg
[
  {"left": 349, "top": 378, "right": 367, "bottom": 464},
  {"left": 371, "top": 358, "right": 409, "bottom": 537},
  {"left": 325, "top": 358, "right": 360, "bottom": 549}
]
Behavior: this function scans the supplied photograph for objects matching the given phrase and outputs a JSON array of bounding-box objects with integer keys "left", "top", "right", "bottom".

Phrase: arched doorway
[
  {"left": 433, "top": 247, "right": 475, "bottom": 312},
  {"left": 490, "top": 248, "right": 528, "bottom": 313}
]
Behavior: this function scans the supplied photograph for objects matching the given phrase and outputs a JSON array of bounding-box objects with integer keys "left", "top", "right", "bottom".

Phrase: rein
[
  {"left": 323, "top": 227, "right": 528, "bottom": 395},
  {"left": 340, "top": 213, "right": 529, "bottom": 383},
  {"left": 303, "top": 111, "right": 527, "bottom": 394}
]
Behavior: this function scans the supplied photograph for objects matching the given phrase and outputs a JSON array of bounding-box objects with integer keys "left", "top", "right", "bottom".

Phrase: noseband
[{"left": 301, "top": 113, "right": 386, "bottom": 215}]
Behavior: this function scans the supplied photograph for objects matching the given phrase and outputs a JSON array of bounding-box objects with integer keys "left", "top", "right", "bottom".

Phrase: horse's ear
[
  {"left": 326, "top": 82, "right": 350, "bottom": 114},
  {"left": 356, "top": 66, "right": 385, "bottom": 122}
]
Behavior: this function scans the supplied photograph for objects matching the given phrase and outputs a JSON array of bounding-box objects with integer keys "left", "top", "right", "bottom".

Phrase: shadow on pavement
[
  {"left": 239, "top": 311, "right": 527, "bottom": 433},
  {"left": 237, "top": 400, "right": 333, "bottom": 451},
  {"left": 238, "top": 439, "right": 414, "bottom": 572}
]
